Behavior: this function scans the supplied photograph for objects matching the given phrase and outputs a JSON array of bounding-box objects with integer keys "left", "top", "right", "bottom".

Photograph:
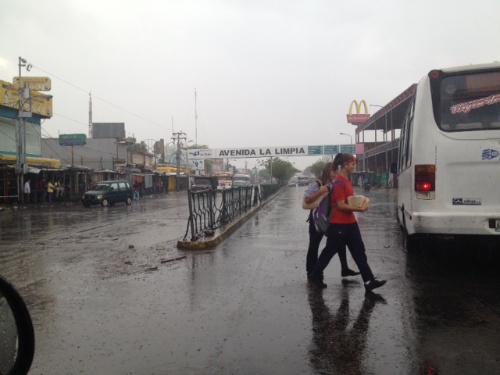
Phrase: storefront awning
[
  {"left": 0, "top": 154, "right": 62, "bottom": 168},
  {"left": 27, "top": 167, "right": 42, "bottom": 174}
]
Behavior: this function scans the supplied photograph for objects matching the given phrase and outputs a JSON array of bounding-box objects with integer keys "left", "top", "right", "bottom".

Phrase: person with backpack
[
  {"left": 308, "top": 153, "right": 386, "bottom": 292},
  {"left": 303, "top": 162, "right": 360, "bottom": 279}
]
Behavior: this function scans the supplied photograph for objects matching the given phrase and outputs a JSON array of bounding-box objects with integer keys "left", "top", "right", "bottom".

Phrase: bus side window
[{"left": 398, "top": 97, "right": 415, "bottom": 173}]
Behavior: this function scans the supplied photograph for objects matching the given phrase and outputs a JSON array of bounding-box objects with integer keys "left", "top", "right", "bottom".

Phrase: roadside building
[{"left": 0, "top": 79, "right": 58, "bottom": 204}]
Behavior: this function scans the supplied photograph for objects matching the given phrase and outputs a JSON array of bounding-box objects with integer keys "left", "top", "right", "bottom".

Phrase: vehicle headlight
[{"left": 97, "top": 194, "right": 103, "bottom": 200}]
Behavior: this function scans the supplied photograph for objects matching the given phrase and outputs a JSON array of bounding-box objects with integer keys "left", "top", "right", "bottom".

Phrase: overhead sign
[
  {"left": 212, "top": 146, "right": 309, "bottom": 158},
  {"left": 308, "top": 146, "right": 323, "bottom": 155},
  {"left": 190, "top": 145, "right": 355, "bottom": 159},
  {"left": 340, "top": 144, "right": 356, "bottom": 153},
  {"left": 324, "top": 145, "right": 339, "bottom": 155},
  {"left": 13, "top": 76, "right": 51, "bottom": 91},
  {"left": 59, "top": 134, "right": 87, "bottom": 146},
  {"left": 347, "top": 99, "right": 370, "bottom": 125}
]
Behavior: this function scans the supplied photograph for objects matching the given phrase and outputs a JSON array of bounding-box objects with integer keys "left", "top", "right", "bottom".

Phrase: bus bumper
[{"left": 407, "top": 212, "right": 500, "bottom": 236}]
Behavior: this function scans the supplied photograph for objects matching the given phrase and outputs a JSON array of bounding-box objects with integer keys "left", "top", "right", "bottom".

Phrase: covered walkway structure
[{"left": 354, "top": 84, "right": 416, "bottom": 188}]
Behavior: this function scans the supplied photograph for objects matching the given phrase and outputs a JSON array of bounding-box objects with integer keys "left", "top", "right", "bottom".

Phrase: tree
[
  {"left": 263, "top": 157, "right": 299, "bottom": 185},
  {"left": 309, "top": 159, "right": 327, "bottom": 178},
  {"left": 130, "top": 142, "right": 148, "bottom": 153}
]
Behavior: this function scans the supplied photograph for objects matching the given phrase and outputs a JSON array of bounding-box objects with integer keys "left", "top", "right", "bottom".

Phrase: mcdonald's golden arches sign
[{"left": 346, "top": 100, "right": 370, "bottom": 125}]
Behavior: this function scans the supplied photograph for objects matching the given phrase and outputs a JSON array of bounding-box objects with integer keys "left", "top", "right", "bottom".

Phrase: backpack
[{"left": 312, "top": 179, "right": 346, "bottom": 235}]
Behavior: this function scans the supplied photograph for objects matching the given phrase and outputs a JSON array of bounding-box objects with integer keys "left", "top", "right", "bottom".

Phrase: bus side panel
[{"left": 398, "top": 77, "right": 437, "bottom": 236}]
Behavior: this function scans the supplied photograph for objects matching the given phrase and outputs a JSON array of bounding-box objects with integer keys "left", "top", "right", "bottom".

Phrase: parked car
[
  {"left": 82, "top": 180, "right": 133, "bottom": 207},
  {"left": 191, "top": 178, "right": 212, "bottom": 191}
]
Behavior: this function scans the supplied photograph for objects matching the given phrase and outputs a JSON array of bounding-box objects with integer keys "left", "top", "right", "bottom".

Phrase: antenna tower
[
  {"left": 89, "top": 92, "right": 93, "bottom": 138},
  {"left": 195, "top": 88, "right": 198, "bottom": 146}
]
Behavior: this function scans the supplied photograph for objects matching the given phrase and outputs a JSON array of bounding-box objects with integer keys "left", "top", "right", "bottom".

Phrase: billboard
[
  {"left": 190, "top": 159, "right": 204, "bottom": 170},
  {"left": 13, "top": 76, "right": 51, "bottom": 91},
  {"left": 346, "top": 100, "right": 370, "bottom": 125},
  {"left": 59, "top": 134, "right": 87, "bottom": 146},
  {"left": 1, "top": 80, "right": 53, "bottom": 117}
]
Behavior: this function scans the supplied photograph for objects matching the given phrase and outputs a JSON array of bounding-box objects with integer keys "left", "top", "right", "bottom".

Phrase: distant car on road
[
  {"left": 232, "top": 173, "right": 252, "bottom": 187},
  {"left": 297, "top": 176, "right": 310, "bottom": 186},
  {"left": 191, "top": 178, "right": 213, "bottom": 191},
  {"left": 232, "top": 180, "right": 250, "bottom": 188},
  {"left": 82, "top": 180, "right": 133, "bottom": 207}
]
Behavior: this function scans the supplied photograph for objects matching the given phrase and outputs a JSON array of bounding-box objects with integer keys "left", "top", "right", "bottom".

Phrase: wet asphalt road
[{"left": 1, "top": 188, "right": 500, "bottom": 374}]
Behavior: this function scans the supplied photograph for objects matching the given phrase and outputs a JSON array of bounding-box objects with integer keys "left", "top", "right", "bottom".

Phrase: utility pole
[
  {"left": 16, "top": 57, "right": 32, "bottom": 204},
  {"left": 171, "top": 131, "right": 186, "bottom": 191}
]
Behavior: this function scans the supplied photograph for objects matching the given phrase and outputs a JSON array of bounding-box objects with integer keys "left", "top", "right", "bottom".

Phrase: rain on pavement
[{"left": 1, "top": 188, "right": 500, "bottom": 374}]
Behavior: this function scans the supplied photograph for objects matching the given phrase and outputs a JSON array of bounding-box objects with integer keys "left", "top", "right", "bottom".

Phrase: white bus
[{"left": 392, "top": 62, "right": 500, "bottom": 250}]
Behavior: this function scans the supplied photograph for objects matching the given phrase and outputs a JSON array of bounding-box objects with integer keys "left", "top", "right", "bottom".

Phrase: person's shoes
[
  {"left": 308, "top": 274, "right": 327, "bottom": 288},
  {"left": 364, "top": 278, "right": 386, "bottom": 292},
  {"left": 341, "top": 268, "right": 361, "bottom": 277}
]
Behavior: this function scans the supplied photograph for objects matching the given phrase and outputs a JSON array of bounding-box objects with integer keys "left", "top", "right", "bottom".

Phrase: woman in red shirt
[{"left": 308, "top": 153, "right": 386, "bottom": 292}]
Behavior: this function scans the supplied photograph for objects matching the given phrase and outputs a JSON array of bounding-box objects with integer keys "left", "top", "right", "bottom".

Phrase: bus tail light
[{"left": 415, "top": 165, "right": 435, "bottom": 192}]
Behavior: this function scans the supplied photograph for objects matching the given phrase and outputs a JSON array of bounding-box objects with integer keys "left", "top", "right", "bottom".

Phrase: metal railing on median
[{"left": 183, "top": 184, "right": 281, "bottom": 241}]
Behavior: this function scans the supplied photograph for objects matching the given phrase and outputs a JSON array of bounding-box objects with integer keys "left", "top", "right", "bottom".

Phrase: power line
[{"left": 31, "top": 64, "right": 169, "bottom": 131}]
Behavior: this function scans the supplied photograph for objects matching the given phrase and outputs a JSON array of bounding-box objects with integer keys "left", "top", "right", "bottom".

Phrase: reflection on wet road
[{"left": 1, "top": 188, "right": 500, "bottom": 374}]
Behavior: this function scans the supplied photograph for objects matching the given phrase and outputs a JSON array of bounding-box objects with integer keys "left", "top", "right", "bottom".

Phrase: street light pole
[
  {"left": 270, "top": 157, "right": 273, "bottom": 184},
  {"left": 340, "top": 132, "right": 352, "bottom": 144},
  {"left": 172, "top": 131, "right": 186, "bottom": 191}
]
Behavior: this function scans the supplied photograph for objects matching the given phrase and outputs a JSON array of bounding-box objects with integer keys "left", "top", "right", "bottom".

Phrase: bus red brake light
[
  {"left": 414, "top": 165, "right": 436, "bottom": 192},
  {"left": 416, "top": 182, "right": 433, "bottom": 191}
]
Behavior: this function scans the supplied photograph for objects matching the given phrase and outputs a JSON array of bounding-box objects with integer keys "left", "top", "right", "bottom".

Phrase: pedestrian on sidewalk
[
  {"left": 47, "top": 180, "right": 54, "bottom": 203},
  {"left": 24, "top": 179, "right": 31, "bottom": 203},
  {"left": 37, "top": 178, "right": 46, "bottom": 203},
  {"left": 303, "top": 162, "right": 359, "bottom": 279},
  {"left": 308, "top": 153, "right": 386, "bottom": 292},
  {"left": 133, "top": 183, "right": 140, "bottom": 200}
]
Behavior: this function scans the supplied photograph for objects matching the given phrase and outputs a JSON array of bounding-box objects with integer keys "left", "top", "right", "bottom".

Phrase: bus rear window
[{"left": 436, "top": 70, "right": 500, "bottom": 132}]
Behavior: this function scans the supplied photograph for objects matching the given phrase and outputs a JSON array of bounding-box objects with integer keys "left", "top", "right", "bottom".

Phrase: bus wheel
[
  {"left": 404, "top": 232, "right": 419, "bottom": 253},
  {"left": 396, "top": 209, "right": 402, "bottom": 227}
]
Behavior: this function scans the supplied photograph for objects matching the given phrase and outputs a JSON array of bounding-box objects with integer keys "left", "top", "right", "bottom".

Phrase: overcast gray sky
[{"left": 2, "top": 0, "right": 499, "bottom": 170}]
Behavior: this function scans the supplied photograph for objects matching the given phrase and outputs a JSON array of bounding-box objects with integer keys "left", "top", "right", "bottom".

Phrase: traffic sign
[
  {"left": 324, "top": 145, "right": 339, "bottom": 155},
  {"left": 340, "top": 144, "right": 356, "bottom": 153},
  {"left": 308, "top": 146, "right": 323, "bottom": 155}
]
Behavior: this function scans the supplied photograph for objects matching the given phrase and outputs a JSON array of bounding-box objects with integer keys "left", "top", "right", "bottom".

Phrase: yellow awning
[{"left": 0, "top": 154, "right": 61, "bottom": 168}]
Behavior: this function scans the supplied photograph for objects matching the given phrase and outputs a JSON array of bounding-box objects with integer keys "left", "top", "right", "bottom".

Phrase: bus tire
[{"left": 404, "top": 231, "right": 419, "bottom": 253}]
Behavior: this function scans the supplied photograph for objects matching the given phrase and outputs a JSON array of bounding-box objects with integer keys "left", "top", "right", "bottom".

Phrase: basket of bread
[{"left": 347, "top": 195, "right": 370, "bottom": 208}]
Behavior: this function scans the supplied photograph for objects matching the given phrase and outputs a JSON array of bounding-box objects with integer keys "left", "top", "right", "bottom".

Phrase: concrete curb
[{"left": 177, "top": 188, "right": 287, "bottom": 250}]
